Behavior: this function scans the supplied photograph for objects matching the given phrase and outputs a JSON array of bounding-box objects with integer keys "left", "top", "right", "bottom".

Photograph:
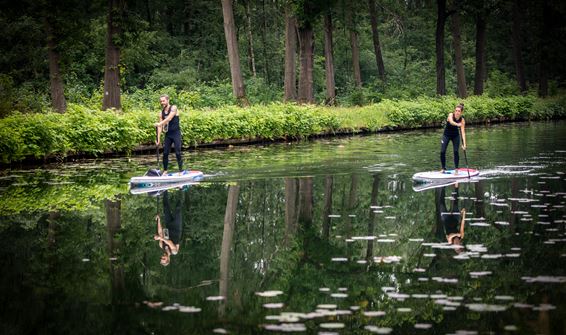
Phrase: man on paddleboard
[
  {"left": 440, "top": 103, "right": 466, "bottom": 173},
  {"left": 155, "top": 94, "right": 183, "bottom": 175}
]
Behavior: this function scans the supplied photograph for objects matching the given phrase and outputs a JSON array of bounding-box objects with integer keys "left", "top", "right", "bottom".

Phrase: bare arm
[
  {"left": 447, "top": 113, "right": 460, "bottom": 126},
  {"left": 157, "top": 106, "right": 177, "bottom": 127}
]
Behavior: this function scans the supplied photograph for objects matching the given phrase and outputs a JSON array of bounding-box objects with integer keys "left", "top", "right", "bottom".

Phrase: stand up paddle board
[
  {"left": 130, "top": 170, "right": 204, "bottom": 187},
  {"left": 130, "top": 180, "right": 195, "bottom": 195},
  {"left": 412, "top": 168, "right": 479, "bottom": 182}
]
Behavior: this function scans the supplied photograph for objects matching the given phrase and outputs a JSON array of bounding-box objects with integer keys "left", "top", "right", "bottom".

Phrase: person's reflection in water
[
  {"left": 154, "top": 190, "right": 184, "bottom": 266},
  {"left": 435, "top": 183, "right": 466, "bottom": 253}
]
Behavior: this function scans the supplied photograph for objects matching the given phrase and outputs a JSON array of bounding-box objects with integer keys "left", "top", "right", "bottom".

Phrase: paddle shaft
[
  {"left": 458, "top": 126, "right": 470, "bottom": 178},
  {"left": 156, "top": 126, "right": 160, "bottom": 170}
]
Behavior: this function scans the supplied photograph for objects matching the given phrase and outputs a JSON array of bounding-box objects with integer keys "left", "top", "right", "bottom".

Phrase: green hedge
[{"left": 0, "top": 95, "right": 564, "bottom": 164}]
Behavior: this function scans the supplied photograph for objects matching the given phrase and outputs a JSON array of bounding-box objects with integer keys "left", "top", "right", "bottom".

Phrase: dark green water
[{"left": 1, "top": 121, "right": 565, "bottom": 334}]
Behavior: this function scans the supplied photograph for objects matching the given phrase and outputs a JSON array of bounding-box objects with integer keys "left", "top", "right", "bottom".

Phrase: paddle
[
  {"left": 155, "top": 125, "right": 160, "bottom": 173},
  {"left": 458, "top": 126, "right": 471, "bottom": 179}
]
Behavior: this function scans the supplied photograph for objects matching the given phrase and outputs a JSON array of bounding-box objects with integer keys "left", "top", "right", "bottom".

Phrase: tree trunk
[
  {"left": 511, "top": 0, "right": 527, "bottom": 93},
  {"left": 323, "top": 13, "right": 336, "bottom": 104},
  {"left": 106, "top": 198, "right": 125, "bottom": 302},
  {"left": 102, "top": 0, "right": 123, "bottom": 110},
  {"left": 298, "top": 23, "right": 314, "bottom": 104},
  {"left": 368, "top": 0, "right": 386, "bottom": 81},
  {"left": 219, "top": 184, "right": 240, "bottom": 316},
  {"left": 284, "top": 178, "right": 299, "bottom": 243},
  {"left": 450, "top": 11, "right": 467, "bottom": 98},
  {"left": 45, "top": 18, "right": 66, "bottom": 113},
  {"left": 260, "top": 0, "right": 270, "bottom": 83},
  {"left": 298, "top": 177, "right": 313, "bottom": 228},
  {"left": 366, "top": 174, "right": 379, "bottom": 259},
  {"left": 284, "top": 7, "right": 297, "bottom": 101},
  {"left": 346, "top": 8, "right": 362, "bottom": 87},
  {"left": 322, "top": 175, "right": 334, "bottom": 239},
  {"left": 345, "top": 174, "right": 359, "bottom": 238},
  {"left": 221, "top": 0, "right": 249, "bottom": 106},
  {"left": 473, "top": 14, "right": 487, "bottom": 95},
  {"left": 538, "top": 2, "right": 550, "bottom": 97},
  {"left": 244, "top": 0, "right": 257, "bottom": 77},
  {"left": 435, "top": 0, "right": 447, "bottom": 95}
]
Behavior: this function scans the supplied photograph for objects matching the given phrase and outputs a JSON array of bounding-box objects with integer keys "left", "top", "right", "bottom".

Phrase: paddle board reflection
[
  {"left": 435, "top": 183, "right": 466, "bottom": 253},
  {"left": 154, "top": 190, "right": 185, "bottom": 266}
]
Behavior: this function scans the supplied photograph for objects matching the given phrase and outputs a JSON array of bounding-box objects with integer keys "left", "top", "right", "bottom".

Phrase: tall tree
[
  {"left": 323, "top": 13, "right": 336, "bottom": 104},
  {"left": 537, "top": 1, "right": 550, "bottom": 97},
  {"left": 322, "top": 175, "right": 334, "bottom": 239},
  {"left": 219, "top": 184, "right": 240, "bottom": 316},
  {"left": 221, "top": 0, "right": 249, "bottom": 106},
  {"left": 346, "top": 5, "right": 362, "bottom": 87},
  {"left": 297, "top": 22, "right": 315, "bottom": 103},
  {"left": 473, "top": 2, "right": 487, "bottom": 95},
  {"left": 450, "top": 10, "right": 467, "bottom": 98},
  {"left": 435, "top": 0, "right": 449, "bottom": 95},
  {"left": 44, "top": 12, "right": 66, "bottom": 113},
  {"left": 511, "top": 0, "right": 527, "bottom": 93},
  {"left": 244, "top": 0, "right": 257, "bottom": 78},
  {"left": 283, "top": 5, "right": 297, "bottom": 101},
  {"left": 102, "top": 0, "right": 123, "bottom": 110},
  {"left": 295, "top": 0, "right": 326, "bottom": 104},
  {"left": 368, "top": 0, "right": 386, "bottom": 81}
]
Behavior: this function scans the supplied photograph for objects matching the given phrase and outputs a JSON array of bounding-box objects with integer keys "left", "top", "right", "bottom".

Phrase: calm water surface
[{"left": 1, "top": 121, "right": 565, "bottom": 334}]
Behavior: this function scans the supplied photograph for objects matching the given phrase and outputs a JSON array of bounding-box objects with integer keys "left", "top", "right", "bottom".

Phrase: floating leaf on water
[
  {"left": 513, "top": 303, "right": 533, "bottom": 309},
  {"left": 338, "top": 287, "right": 348, "bottom": 292},
  {"left": 469, "top": 271, "right": 492, "bottom": 277},
  {"left": 263, "top": 303, "right": 284, "bottom": 309},
  {"left": 162, "top": 306, "right": 178, "bottom": 311},
  {"left": 352, "top": 236, "right": 376, "bottom": 240},
  {"left": 328, "top": 214, "right": 341, "bottom": 218},
  {"left": 350, "top": 306, "right": 360, "bottom": 311},
  {"left": 213, "top": 328, "right": 228, "bottom": 334},
  {"left": 387, "top": 292, "right": 410, "bottom": 300},
  {"left": 256, "top": 290, "right": 284, "bottom": 297},
  {"left": 331, "top": 257, "right": 348, "bottom": 262},
  {"left": 424, "top": 253, "right": 436, "bottom": 257},
  {"left": 409, "top": 238, "right": 424, "bottom": 242},
  {"left": 470, "top": 222, "right": 491, "bottom": 227},
  {"left": 411, "top": 294, "right": 429, "bottom": 299},
  {"left": 143, "top": 301, "right": 163, "bottom": 308},
  {"left": 397, "top": 307, "right": 412, "bottom": 313},
  {"left": 364, "top": 326, "right": 393, "bottom": 334},
  {"left": 206, "top": 296, "right": 225, "bottom": 301},
  {"left": 317, "top": 304, "right": 337, "bottom": 309},
  {"left": 263, "top": 323, "right": 306, "bottom": 332},
  {"left": 481, "top": 254, "right": 503, "bottom": 259},
  {"left": 532, "top": 304, "right": 556, "bottom": 311},
  {"left": 82, "top": 258, "right": 90, "bottom": 262},
  {"left": 331, "top": 293, "right": 348, "bottom": 298},
  {"left": 495, "top": 295, "right": 514, "bottom": 301},
  {"left": 504, "top": 325, "right": 518, "bottom": 331},
  {"left": 466, "top": 303, "right": 507, "bottom": 312},
  {"left": 385, "top": 216, "right": 396, "bottom": 220},
  {"left": 178, "top": 306, "right": 201, "bottom": 313},
  {"left": 363, "top": 311, "right": 386, "bottom": 317},
  {"left": 494, "top": 221, "right": 509, "bottom": 225},
  {"left": 414, "top": 323, "right": 432, "bottom": 329},
  {"left": 413, "top": 268, "right": 426, "bottom": 272},
  {"left": 345, "top": 239, "right": 355, "bottom": 242},
  {"left": 418, "top": 278, "right": 429, "bottom": 281},
  {"left": 319, "top": 323, "right": 344, "bottom": 329},
  {"left": 319, "top": 287, "right": 330, "bottom": 292},
  {"left": 376, "top": 239, "right": 395, "bottom": 243},
  {"left": 521, "top": 276, "right": 566, "bottom": 283}
]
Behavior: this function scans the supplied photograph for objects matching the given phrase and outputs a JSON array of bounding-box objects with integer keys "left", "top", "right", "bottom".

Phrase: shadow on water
[{"left": 1, "top": 121, "right": 566, "bottom": 334}]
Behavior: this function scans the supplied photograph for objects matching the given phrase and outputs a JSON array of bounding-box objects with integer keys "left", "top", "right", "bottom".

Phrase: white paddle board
[
  {"left": 130, "top": 170, "right": 204, "bottom": 186},
  {"left": 412, "top": 168, "right": 479, "bottom": 182}
]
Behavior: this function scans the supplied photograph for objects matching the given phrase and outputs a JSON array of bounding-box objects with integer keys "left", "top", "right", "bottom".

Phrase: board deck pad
[
  {"left": 412, "top": 168, "right": 479, "bottom": 182},
  {"left": 130, "top": 170, "right": 204, "bottom": 186}
]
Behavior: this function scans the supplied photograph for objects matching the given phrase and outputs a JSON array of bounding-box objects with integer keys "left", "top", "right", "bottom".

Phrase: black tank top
[
  {"left": 444, "top": 115, "right": 463, "bottom": 137},
  {"left": 161, "top": 105, "right": 180, "bottom": 133}
]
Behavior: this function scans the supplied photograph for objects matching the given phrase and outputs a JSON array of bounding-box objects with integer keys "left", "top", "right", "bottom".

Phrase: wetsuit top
[
  {"left": 161, "top": 105, "right": 180, "bottom": 133},
  {"left": 444, "top": 115, "right": 464, "bottom": 138}
]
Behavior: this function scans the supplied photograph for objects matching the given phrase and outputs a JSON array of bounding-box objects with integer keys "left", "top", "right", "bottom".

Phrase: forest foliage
[{"left": 1, "top": 0, "right": 565, "bottom": 116}]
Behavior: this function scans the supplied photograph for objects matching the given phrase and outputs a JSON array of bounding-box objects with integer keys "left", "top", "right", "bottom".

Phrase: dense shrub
[{"left": 0, "top": 95, "right": 564, "bottom": 164}]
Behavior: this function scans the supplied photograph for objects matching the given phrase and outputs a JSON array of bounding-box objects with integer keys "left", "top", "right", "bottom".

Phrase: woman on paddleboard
[{"left": 440, "top": 103, "right": 466, "bottom": 173}]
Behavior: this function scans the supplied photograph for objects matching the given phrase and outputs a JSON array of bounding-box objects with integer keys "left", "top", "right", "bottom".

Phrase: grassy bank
[{"left": 0, "top": 95, "right": 565, "bottom": 164}]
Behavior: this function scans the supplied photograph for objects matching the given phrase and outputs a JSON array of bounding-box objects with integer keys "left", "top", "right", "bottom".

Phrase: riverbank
[{"left": 1, "top": 95, "right": 565, "bottom": 165}]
